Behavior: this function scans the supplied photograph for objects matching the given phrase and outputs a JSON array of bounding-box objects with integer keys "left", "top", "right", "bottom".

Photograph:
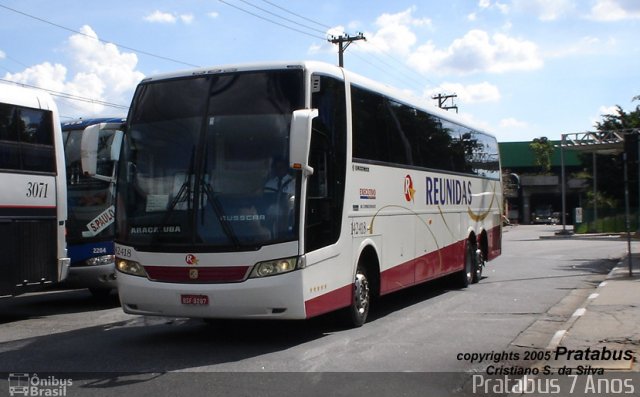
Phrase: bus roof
[
  {"left": 138, "top": 60, "right": 496, "bottom": 140},
  {"left": 0, "top": 82, "right": 58, "bottom": 111},
  {"left": 61, "top": 117, "right": 126, "bottom": 131}
]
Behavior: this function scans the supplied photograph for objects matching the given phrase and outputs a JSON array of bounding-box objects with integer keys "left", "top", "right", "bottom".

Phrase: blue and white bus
[
  {"left": 0, "top": 83, "right": 70, "bottom": 297},
  {"left": 62, "top": 118, "right": 123, "bottom": 297}
]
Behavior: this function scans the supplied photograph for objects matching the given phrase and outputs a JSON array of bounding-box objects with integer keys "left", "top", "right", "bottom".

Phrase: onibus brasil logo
[{"left": 8, "top": 373, "right": 72, "bottom": 396}]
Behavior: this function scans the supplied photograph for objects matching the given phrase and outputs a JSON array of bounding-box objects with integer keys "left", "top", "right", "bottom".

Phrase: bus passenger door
[{"left": 304, "top": 75, "right": 347, "bottom": 254}]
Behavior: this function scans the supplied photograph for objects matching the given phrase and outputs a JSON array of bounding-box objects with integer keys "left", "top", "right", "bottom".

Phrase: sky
[{"left": 0, "top": 0, "right": 639, "bottom": 142}]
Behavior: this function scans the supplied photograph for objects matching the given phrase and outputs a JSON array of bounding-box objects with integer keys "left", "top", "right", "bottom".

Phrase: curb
[
  {"left": 536, "top": 256, "right": 638, "bottom": 371},
  {"left": 544, "top": 281, "right": 606, "bottom": 352}
]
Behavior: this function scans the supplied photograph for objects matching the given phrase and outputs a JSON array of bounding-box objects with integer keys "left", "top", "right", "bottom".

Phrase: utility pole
[
  {"left": 328, "top": 32, "right": 366, "bottom": 67},
  {"left": 432, "top": 93, "right": 458, "bottom": 113}
]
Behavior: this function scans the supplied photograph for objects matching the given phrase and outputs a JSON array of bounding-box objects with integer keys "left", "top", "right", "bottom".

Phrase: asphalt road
[{"left": 0, "top": 225, "right": 635, "bottom": 396}]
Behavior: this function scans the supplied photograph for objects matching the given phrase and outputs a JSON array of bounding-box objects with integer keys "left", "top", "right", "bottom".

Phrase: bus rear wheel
[
  {"left": 456, "top": 241, "right": 474, "bottom": 288},
  {"left": 345, "top": 265, "right": 370, "bottom": 327},
  {"left": 473, "top": 247, "right": 484, "bottom": 284}
]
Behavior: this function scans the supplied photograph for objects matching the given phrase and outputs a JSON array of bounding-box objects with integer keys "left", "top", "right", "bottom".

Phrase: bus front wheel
[{"left": 345, "top": 264, "right": 370, "bottom": 327}]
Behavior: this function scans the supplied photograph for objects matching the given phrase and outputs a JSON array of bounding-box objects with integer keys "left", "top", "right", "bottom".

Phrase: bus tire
[
  {"left": 345, "top": 264, "right": 371, "bottom": 328},
  {"left": 456, "top": 241, "right": 474, "bottom": 288},
  {"left": 473, "top": 247, "right": 484, "bottom": 284}
]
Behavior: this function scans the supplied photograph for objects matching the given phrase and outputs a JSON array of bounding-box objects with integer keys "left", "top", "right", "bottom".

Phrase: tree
[
  {"left": 529, "top": 136, "right": 554, "bottom": 174},
  {"left": 580, "top": 95, "right": 640, "bottom": 208}
]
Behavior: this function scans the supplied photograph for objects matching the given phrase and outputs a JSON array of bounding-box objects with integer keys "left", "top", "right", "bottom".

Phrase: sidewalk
[{"left": 541, "top": 253, "right": 640, "bottom": 372}]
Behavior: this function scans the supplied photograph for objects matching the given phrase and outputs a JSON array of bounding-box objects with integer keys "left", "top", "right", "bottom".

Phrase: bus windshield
[
  {"left": 117, "top": 69, "right": 304, "bottom": 250},
  {"left": 63, "top": 127, "right": 117, "bottom": 243}
]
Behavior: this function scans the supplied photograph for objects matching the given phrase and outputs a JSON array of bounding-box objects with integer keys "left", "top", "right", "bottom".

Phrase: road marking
[
  {"left": 572, "top": 308, "right": 586, "bottom": 317},
  {"left": 547, "top": 330, "right": 567, "bottom": 349},
  {"left": 588, "top": 293, "right": 599, "bottom": 300},
  {"left": 598, "top": 281, "right": 607, "bottom": 288}
]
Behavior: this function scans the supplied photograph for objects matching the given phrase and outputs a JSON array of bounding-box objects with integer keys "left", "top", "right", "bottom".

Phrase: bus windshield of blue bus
[{"left": 63, "top": 127, "right": 117, "bottom": 242}]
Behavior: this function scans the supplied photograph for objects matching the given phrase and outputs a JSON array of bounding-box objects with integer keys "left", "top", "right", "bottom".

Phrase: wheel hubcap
[{"left": 354, "top": 273, "right": 369, "bottom": 315}]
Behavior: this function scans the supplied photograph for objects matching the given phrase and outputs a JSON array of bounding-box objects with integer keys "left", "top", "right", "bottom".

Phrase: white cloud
[
  {"left": 0, "top": 50, "right": 5, "bottom": 59},
  {"left": 309, "top": 25, "right": 347, "bottom": 55},
  {"left": 4, "top": 62, "right": 68, "bottom": 93},
  {"left": 408, "top": 29, "right": 543, "bottom": 75},
  {"left": 358, "top": 7, "right": 432, "bottom": 55},
  {"left": 208, "top": 12, "right": 220, "bottom": 19},
  {"left": 599, "top": 105, "right": 619, "bottom": 116},
  {"left": 424, "top": 81, "right": 501, "bottom": 104},
  {"left": 144, "top": 10, "right": 177, "bottom": 24},
  {"left": 475, "top": 0, "right": 510, "bottom": 14},
  {"left": 546, "top": 35, "right": 617, "bottom": 58},
  {"left": 3, "top": 25, "right": 144, "bottom": 117},
  {"left": 143, "top": 10, "right": 195, "bottom": 24},
  {"left": 180, "top": 14, "right": 194, "bottom": 24},
  {"left": 327, "top": 25, "right": 346, "bottom": 38},
  {"left": 512, "top": 0, "right": 575, "bottom": 21},
  {"left": 589, "top": 105, "right": 620, "bottom": 127},
  {"left": 375, "top": 7, "right": 432, "bottom": 28},
  {"left": 588, "top": 0, "right": 640, "bottom": 21},
  {"left": 495, "top": 2, "right": 510, "bottom": 14}
]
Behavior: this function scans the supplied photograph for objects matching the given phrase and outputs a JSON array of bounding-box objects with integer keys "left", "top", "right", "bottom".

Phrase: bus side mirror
[
  {"left": 289, "top": 108, "right": 318, "bottom": 176},
  {"left": 110, "top": 130, "right": 123, "bottom": 161},
  {"left": 80, "top": 122, "right": 123, "bottom": 182},
  {"left": 80, "top": 124, "right": 100, "bottom": 177}
]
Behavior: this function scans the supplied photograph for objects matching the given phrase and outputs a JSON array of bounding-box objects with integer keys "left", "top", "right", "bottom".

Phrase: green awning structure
[{"left": 499, "top": 141, "right": 582, "bottom": 168}]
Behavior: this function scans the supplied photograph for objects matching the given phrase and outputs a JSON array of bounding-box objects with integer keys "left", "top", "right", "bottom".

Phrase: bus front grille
[{"left": 144, "top": 265, "right": 251, "bottom": 283}]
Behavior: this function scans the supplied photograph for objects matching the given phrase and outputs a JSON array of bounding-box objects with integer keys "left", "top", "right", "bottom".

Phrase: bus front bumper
[
  {"left": 117, "top": 270, "right": 306, "bottom": 320},
  {"left": 65, "top": 263, "right": 117, "bottom": 290}
]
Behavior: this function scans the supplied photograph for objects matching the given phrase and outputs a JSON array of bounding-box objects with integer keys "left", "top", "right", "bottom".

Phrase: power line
[
  {"left": 0, "top": 78, "right": 130, "bottom": 110},
  {"left": 238, "top": 0, "right": 438, "bottom": 93},
  {"left": 237, "top": 0, "right": 327, "bottom": 35},
  {"left": 360, "top": 40, "right": 439, "bottom": 89},
  {"left": 259, "top": 0, "right": 332, "bottom": 30},
  {"left": 218, "top": 0, "right": 326, "bottom": 40},
  {"left": 0, "top": 3, "right": 200, "bottom": 68}
]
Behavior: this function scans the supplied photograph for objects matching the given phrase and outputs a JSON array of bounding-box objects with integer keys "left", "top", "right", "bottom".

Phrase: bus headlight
[
  {"left": 86, "top": 255, "right": 115, "bottom": 267},
  {"left": 250, "top": 257, "right": 299, "bottom": 278},
  {"left": 116, "top": 258, "right": 147, "bottom": 277}
]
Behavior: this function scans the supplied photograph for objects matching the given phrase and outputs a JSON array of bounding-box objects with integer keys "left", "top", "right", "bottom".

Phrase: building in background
[{"left": 500, "top": 141, "right": 588, "bottom": 225}]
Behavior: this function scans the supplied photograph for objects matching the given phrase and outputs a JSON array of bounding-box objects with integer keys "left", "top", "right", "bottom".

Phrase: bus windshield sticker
[
  {"left": 83, "top": 205, "right": 115, "bottom": 237},
  {"left": 146, "top": 194, "right": 169, "bottom": 212}
]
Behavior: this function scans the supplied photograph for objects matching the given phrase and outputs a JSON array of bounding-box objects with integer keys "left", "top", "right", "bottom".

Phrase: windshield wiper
[
  {"left": 150, "top": 148, "right": 196, "bottom": 244},
  {"left": 199, "top": 180, "right": 241, "bottom": 248},
  {"left": 199, "top": 139, "right": 241, "bottom": 248}
]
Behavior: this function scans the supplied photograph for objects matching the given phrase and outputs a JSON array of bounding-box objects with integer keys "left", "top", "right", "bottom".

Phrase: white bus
[
  {"left": 0, "top": 83, "right": 69, "bottom": 297},
  {"left": 97, "top": 61, "right": 501, "bottom": 326}
]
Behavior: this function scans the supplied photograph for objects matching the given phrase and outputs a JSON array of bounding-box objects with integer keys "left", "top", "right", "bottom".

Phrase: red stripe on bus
[
  {"left": 304, "top": 239, "right": 468, "bottom": 318},
  {"left": 486, "top": 224, "right": 502, "bottom": 260},
  {"left": 381, "top": 239, "right": 466, "bottom": 295},
  {"left": 0, "top": 205, "right": 56, "bottom": 209},
  {"left": 304, "top": 284, "right": 352, "bottom": 318}
]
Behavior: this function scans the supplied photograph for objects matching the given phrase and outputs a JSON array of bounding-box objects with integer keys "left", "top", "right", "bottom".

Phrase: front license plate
[{"left": 181, "top": 294, "right": 209, "bottom": 305}]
